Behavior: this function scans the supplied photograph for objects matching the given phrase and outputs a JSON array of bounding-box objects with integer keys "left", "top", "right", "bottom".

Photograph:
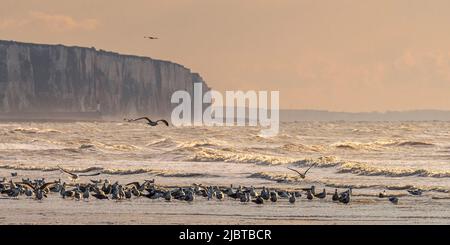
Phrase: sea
[{"left": 1, "top": 120, "right": 450, "bottom": 195}]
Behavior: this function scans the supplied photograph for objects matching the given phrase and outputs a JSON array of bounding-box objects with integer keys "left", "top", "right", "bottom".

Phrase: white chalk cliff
[{"left": 0, "top": 40, "right": 209, "bottom": 117}]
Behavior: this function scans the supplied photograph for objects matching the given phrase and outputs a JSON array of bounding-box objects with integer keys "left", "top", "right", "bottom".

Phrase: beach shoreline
[
  {"left": 1, "top": 191, "right": 449, "bottom": 225},
  {"left": 1, "top": 170, "right": 450, "bottom": 225}
]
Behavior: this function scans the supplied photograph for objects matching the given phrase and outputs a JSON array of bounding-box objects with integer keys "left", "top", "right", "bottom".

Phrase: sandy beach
[
  {"left": 2, "top": 121, "right": 450, "bottom": 224},
  {"left": 2, "top": 170, "right": 450, "bottom": 225}
]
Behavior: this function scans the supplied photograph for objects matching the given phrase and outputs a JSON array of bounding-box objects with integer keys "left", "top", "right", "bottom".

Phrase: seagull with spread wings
[
  {"left": 18, "top": 181, "right": 59, "bottom": 200},
  {"left": 287, "top": 163, "right": 317, "bottom": 179},
  {"left": 58, "top": 166, "right": 101, "bottom": 181},
  {"left": 125, "top": 117, "right": 169, "bottom": 127},
  {"left": 144, "top": 36, "right": 159, "bottom": 40}
]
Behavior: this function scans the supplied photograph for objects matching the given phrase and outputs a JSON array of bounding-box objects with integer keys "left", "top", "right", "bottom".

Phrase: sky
[{"left": 1, "top": 0, "right": 450, "bottom": 112}]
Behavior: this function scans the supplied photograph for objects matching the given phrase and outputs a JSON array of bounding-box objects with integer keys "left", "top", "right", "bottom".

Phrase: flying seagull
[
  {"left": 57, "top": 166, "right": 101, "bottom": 181},
  {"left": 125, "top": 117, "right": 169, "bottom": 127},
  {"left": 287, "top": 163, "right": 317, "bottom": 179},
  {"left": 144, "top": 36, "right": 159, "bottom": 40}
]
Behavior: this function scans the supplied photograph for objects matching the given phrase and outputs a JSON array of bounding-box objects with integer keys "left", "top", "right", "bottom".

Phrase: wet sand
[
  {"left": 2, "top": 170, "right": 450, "bottom": 225},
  {"left": 2, "top": 193, "right": 450, "bottom": 225}
]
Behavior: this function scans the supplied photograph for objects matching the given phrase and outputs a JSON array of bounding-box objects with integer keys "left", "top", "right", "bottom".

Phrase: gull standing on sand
[
  {"left": 252, "top": 196, "right": 264, "bottom": 204},
  {"left": 289, "top": 193, "right": 296, "bottom": 204},
  {"left": 83, "top": 187, "right": 90, "bottom": 199},
  {"left": 25, "top": 188, "right": 33, "bottom": 197},
  {"left": 315, "top": 188, "right": 327, "bottom": 199},
  {"left": 74, "top": 190, "right": 82, "bottom": 200},
  {"left": 270, "top": 191, "right": 278, "bottom": 202},
  {"left": 306, "top": 190, "right": 314, "bottom": 200},
  {"left": 240, "top": 193, "right": 248, "bottom": 202},
  {"left": 131, "top": 187, "right": 142, "bottom": 197},
  {"left": 407, "top": 189, "right": 422, "bottom": 196},
  {"left": 92, "top": 188, "right": 109, "bottom": 200},
  {"left": 185, "top": 190, "right": 194, "bottom": 202},
  {"left": 260, "top": 187, "right": 270, "bottom": 200},
  {"left": 338, "top": 188, "right": 352, "bottom": 204},
  {"left": 124, "top": 188, "right": 132, "bottom": 199},
  {"left": 5, "top": 180, "right": 20, "bottom": 198},
  {"left": 164, "top": 191, "right": 172, "bottom": 201},
  {"left": 278, "top": 190, "right": 290, "bottom": 198},
  {"left": 216, "top": 190, "right": 224, "bottom": 200},
  {"left": 332, "top": 189, "right": 339, "bottom": 201},
  {"left": 35, "top": 189, "right": 46, "bottom": 200}
]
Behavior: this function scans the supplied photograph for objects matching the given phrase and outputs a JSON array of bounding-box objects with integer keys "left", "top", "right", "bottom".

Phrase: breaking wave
[
  {"left": 68, "top": 141, "right": 139, "bottom": 152},
  {"left": 91, "top": 141, "right": 138, "bottom": 151},
  {"left": 239, "top": 154, "right": 450, "bottom": 178},
  {"left": 10, "top": 127, "right": 62, "bottom": 134},
  {"left": 102, "top": 168, "right": 216, "bottom": 178},
  {"left": 333, "top": 141, "right": 383, "bottom": 150},
  {"left": 0, "top": 143, "right": 65, "bottom": 151},
  {"left": 333, "top": 140, "right": 435, "bottom": 150},
  {"left": 280, "top": 143, "right": 325, "bottom": 153},
  {"left": 396, "top": 141, "right": 435, "bottom": 147},
  {"left": 0, "top": 164, "right": 215, "bottom": 178},
  {"left": 248, "top": 172, "right": 298, "bottom": 183},
  {"left": 189, "top": 148, "right": 304, "bottom": 165},
  {"left": 0, "top": 165, "right": 102, "bottom": 173},
  {"left": 187, "top": 144, "right": 343, "bottom": 166},
  {"left": 293, "top": 156, "right": 342, "bottom": 167},
  {"left": 145, "top": 138, "right": 176, "bottom": 148},
  {"left": 332, "top": 140, "right": 399, "bottom": 150},
  {"left": 178, "top": 139, "right": 226, "bottom": 149},
  {"left": 337, "top": 162, "right": 450, "bottom": 178}
]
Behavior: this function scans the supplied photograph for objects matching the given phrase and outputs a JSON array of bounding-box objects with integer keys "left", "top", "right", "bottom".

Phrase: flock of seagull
[
  {"left": 124, "top": 117, "right": 169, "bottom": 127},
  {"left": 0, "top": 175, "right": 352, "bottom": 205},
  {"left": 0, "top": 166, "right": 418, "bottom": 205}
]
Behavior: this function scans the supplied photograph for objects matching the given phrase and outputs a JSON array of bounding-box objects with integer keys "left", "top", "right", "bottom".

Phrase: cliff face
[{"left": 0, "top": 40, "right": 209, "bottom": 117}]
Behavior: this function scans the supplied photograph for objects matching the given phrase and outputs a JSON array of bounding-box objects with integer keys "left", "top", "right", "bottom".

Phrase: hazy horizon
[{"left": 2, "top": 0, "right": 450, "bottom": 112}]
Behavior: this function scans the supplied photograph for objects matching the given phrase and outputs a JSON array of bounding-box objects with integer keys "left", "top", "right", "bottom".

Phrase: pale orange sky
[{"left": 2, "top": 0, "right": 450, "bottom": 112}]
